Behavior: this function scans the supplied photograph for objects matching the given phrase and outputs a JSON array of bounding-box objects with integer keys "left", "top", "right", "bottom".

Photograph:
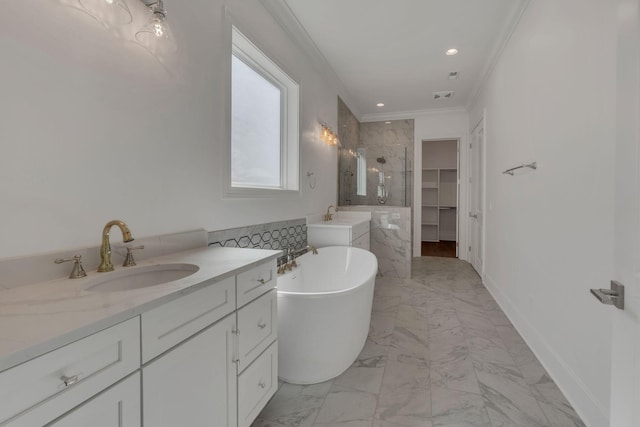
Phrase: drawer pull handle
[
  {"left": 258, "top": 381, "right": 266, "bottom": 389},
  {"left": 257, "top": 278, "right": 266, "bottom": 285},
  {"left": 258, "top": 322, "right": 267, "bottom": 329},
  {"left": 61, "top": 374, "right": 80, "bottom": 387}
]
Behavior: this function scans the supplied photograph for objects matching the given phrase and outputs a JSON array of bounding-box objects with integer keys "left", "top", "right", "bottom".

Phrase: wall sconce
[
  {"left": 59, "top": 0, "right": 176, "bottom": 55},
  {"left": 61, "top": 0, "right": 133, "bottom": 29},
  {"left": 135, "top": 0, "right": 176, "bottom": 53},
  {"left": 320, "top": 123, "right": 339, "bottom": 146}
]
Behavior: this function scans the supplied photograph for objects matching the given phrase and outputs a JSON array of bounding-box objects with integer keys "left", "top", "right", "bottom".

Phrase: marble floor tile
[
  {"left": 380, "top": 359, "right": 430, "bottom": 392},
  {"left": 314, "top": 385, "right": 378, "bottom": 424},
  {"left": 256, "top": 381, "right": 332, "bottom": 427},
  {"left": 252, "top": 419, "right": 290, "bottom": 427},
  {"left": 475, "top": 362, "right": 549, "bottom": 427},
  {"left": 332, "top": 363, "right": 385, "bottom": 395},
  {"left": 375, "top": 387, "right": 431, "bottom": 425},
  {"left": 254, "top": 257, "right": 584, "bottom": 427},
  {"left": 431, "top": 386, "right": 491, "bottom": 427},
  {"left": 373, "top": 419, "right": 432, "bottom": 427},
  {"left": 369, "top": 313, "right": 396, "bottom": 346},
  {"left": 431, "top": 353, "right": 480, "bottom": 395},
  {"left": 387, "top": 326, "right": 430, "bottom": 366},
  {"left": 373, "top": 295, "right": 402, "bottom": 314},
  {"left": 396, "top": 304, "right": 429, "bottom": 331}
]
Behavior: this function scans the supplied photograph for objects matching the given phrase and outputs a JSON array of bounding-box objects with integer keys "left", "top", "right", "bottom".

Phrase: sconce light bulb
[
  {"left": 105, "top": 0, "right": 114, "bottom": 3},
  {"left": 154, "top": 21, "right": 165, "bottom": 37}
]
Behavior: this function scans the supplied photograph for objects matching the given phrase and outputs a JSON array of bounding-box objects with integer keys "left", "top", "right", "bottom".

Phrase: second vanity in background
[{"left": 307, "top": 210, "right": 371, "bottom": 250}]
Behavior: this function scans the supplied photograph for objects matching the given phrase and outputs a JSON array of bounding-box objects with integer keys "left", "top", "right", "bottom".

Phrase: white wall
[
  {"left": 0, "top": 0, "right": 342, "bottom": 259},
  {"left": 412, "top": 109, "right": 470, "bottom": 258},
  {"left": 468, "top": 1, "right": 616, "bottom": 425}
]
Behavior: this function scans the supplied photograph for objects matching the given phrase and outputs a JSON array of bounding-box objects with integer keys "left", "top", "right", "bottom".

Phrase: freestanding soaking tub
[{"left": 277, "top": 246, "right": 377, "bottom": 384}]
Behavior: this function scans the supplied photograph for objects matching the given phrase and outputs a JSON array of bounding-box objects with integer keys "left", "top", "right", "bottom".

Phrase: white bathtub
[{"left": 277, "top": 246, "right": 377, "bottom": 384}]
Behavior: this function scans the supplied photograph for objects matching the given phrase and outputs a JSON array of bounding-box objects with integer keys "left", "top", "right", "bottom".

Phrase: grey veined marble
[{"left": 252, "top": 257, "right": 585, "bottom": 427}]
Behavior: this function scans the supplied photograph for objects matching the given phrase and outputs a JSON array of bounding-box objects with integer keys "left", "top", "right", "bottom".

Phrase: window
[{"left": 228, "top": 27, "right": 299, "bottom": 196}]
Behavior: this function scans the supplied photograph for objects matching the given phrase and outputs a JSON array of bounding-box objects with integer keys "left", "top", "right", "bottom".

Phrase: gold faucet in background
[
  {"left": 98, "top": 220, "right": 134, "bottom": 272},
  {"left": 323, "top": 205, "right": 336, "bottom": 222}
]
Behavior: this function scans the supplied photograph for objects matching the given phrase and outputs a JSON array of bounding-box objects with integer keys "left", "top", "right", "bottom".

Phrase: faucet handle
[
  {"left": 55, "top": 255, "right": 87, "bottom": 279},
  {"left": 123, "top": 245, "right": 145, "bottom": 267}
]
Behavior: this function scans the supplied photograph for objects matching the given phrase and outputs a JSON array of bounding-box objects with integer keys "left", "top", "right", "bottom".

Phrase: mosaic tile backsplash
[{"left": 208, "top": 219, "right": 307, "bottom": 252}]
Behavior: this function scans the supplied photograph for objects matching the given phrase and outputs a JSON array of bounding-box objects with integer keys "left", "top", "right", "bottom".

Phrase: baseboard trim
[{"left": 482, "top": 272, "right": 608, "bottom": 427}]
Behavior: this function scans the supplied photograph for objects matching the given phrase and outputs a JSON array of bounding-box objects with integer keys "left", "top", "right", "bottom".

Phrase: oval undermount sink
[{"left": 85, "top": 263, "right": 200, "bottom": 293}]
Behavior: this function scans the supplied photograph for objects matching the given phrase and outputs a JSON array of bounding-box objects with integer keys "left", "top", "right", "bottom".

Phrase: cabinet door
[
  {"left": 47, "top": 373, "right": 140, "bottom": 427},
  {"left": 142, "top": 315, "right": 237, "bottom": 427}
]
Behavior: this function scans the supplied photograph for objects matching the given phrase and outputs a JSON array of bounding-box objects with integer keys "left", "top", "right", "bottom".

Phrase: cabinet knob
[
  {"left": 258, "top": 322, "right": 267, "bottom": 329},
  {"left": 60, "top": 374, "right": 80, "bottom": 387},
  {"left": 257, "top": 278, "right": 266, "bottom": 285},
  {"left": 258, "top": 380, "right": 266, "bottom": 389}
]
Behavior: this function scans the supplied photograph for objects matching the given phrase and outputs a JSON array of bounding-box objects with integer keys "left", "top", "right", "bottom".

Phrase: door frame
[
  {"left": 468, "top": 112, "right": 487, "bottom": 277},
  {"left": 609, "top": 0, "right": 640, "bottom": 424},
  {"left": 413, "top": 137, "right": 463, "bottom": 258}
]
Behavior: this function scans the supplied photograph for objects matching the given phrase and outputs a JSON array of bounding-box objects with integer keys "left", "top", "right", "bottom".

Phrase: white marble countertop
[
  {"left": 307, "top": 211, "right": 371, "bottom": 228},
  {"left": 307, "top": 219, "right": 368, "bottom": 228},
  {"left": 0, "top": 246, "right": 280, "bottom": 373}
]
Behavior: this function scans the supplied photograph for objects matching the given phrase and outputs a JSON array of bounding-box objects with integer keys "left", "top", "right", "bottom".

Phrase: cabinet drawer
[
  {"left": 236, "top": 260, "right": 276, "bottom": 307},
  {"left": 351, "top": 221, "right": 370, "bottom": 240},
  {"left": 141, "top": 276, "right": 235, "bottom": 363},
  {"left": 0, "top": 317, "right": 140, "bottom": 426},
  {"left": 237, "top": 342, "right": 278, "bottom": 427},
  {"left": 48, "top": 373, "right": 140, "bottom": 427},
  {"left": 237, "top": 289, "right": 277, "bottom": 372}
]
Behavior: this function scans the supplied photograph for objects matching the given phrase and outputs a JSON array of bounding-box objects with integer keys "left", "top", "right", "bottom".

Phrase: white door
[
  {"left": 142, "top": 316, "right": 237, "bottom": 427},
  {"left": 469, "top": 117, "right": 484, "bottom": 275},
  {"left": 609, "top": 0, "right": 640, "bottom": 425}
]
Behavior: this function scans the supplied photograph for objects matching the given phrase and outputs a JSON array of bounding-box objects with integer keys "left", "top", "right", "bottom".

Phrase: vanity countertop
[
  {"left": 307, "top": 219, "right": 369, "bottom": 228},
  {"left": 306, "top": 211, "right": 372, "bottom": 228},
  {"left": 0, "top": 246, "right": 280, "bottom": 373}
]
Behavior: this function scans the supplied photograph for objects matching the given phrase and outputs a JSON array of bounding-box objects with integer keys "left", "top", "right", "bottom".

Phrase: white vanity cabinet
[
  {"left": 0, "top": 253, "right": 278, "bottom": 427},
  {"left": 140, "top": 259, "right": 278, "bottom": 427},
  {"left": 307, "top": 220, "right": 370, "bottom": 250}
]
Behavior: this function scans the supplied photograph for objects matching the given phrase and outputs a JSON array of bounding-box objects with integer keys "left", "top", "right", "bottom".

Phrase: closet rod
[{"left": 502, "top": 161, "right": 537, "bottom": 176}]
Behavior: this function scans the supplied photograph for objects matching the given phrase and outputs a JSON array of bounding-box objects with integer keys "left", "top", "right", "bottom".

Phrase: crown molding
[
  {"left": 466, "top": 0, "right": 532, "bottom": 111},
  {"left": 361, "top": 107, "right": 468, "bottom": 122},
  {"left": 259, "top": 0, "right": 363, "bottom": 120}
]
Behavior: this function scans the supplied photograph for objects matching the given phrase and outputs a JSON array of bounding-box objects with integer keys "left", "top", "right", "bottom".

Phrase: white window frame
[{"left": 224, "top": 26, "right": 300, "bottom": 198}]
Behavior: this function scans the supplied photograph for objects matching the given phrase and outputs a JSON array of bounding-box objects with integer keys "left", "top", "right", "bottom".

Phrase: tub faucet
[
  {"left": 307, "top": 245, "right": 318, "bottom": 255},
  {"left": 324, "top": 205, "right": 336, "bottom": 222},
  {"left": 98, "top": 220, "right": 134, "bottom": 272},
  {"left": 286, "top": 247, "right": 297, "bottom": 270}
]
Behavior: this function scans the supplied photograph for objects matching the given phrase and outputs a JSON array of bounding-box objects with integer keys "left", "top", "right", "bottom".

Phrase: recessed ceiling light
[
  {"left": 376, "top": 103, "right": 385, "bottom": 107},
  {"left": 445, "top": 48, "right": 459, "bottom": 56},
  {"left": 385, "top": 121, "right": 391, "bottom": 124}
]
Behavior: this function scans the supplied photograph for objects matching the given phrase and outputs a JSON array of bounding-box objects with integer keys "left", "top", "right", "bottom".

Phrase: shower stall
[{"left": 338, "top": 144, "right": 411, "bottom": 207}]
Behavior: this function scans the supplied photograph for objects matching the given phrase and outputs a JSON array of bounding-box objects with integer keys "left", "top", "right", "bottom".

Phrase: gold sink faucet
[
  {"left": 323, "top": 205, "right": 336, "bottom": 222},
  {"left": 98, "top": 220, "right": 134, "bottom": 272}
]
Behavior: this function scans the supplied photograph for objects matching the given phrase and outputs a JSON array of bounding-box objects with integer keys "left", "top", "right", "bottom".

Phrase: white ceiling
[{"left": 280, "top": 0, "right": 528, "bottom": 119}]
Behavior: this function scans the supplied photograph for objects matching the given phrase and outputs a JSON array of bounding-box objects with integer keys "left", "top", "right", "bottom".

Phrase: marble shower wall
[
  {"left": 338, "top": 109, "right": 414, "bottom": 207},
  {"left": 338, "top": 97, "right": 360, "bottom": 206},
  {"left": 340, "top": 206, "right": 412, "bottom": 278}
]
